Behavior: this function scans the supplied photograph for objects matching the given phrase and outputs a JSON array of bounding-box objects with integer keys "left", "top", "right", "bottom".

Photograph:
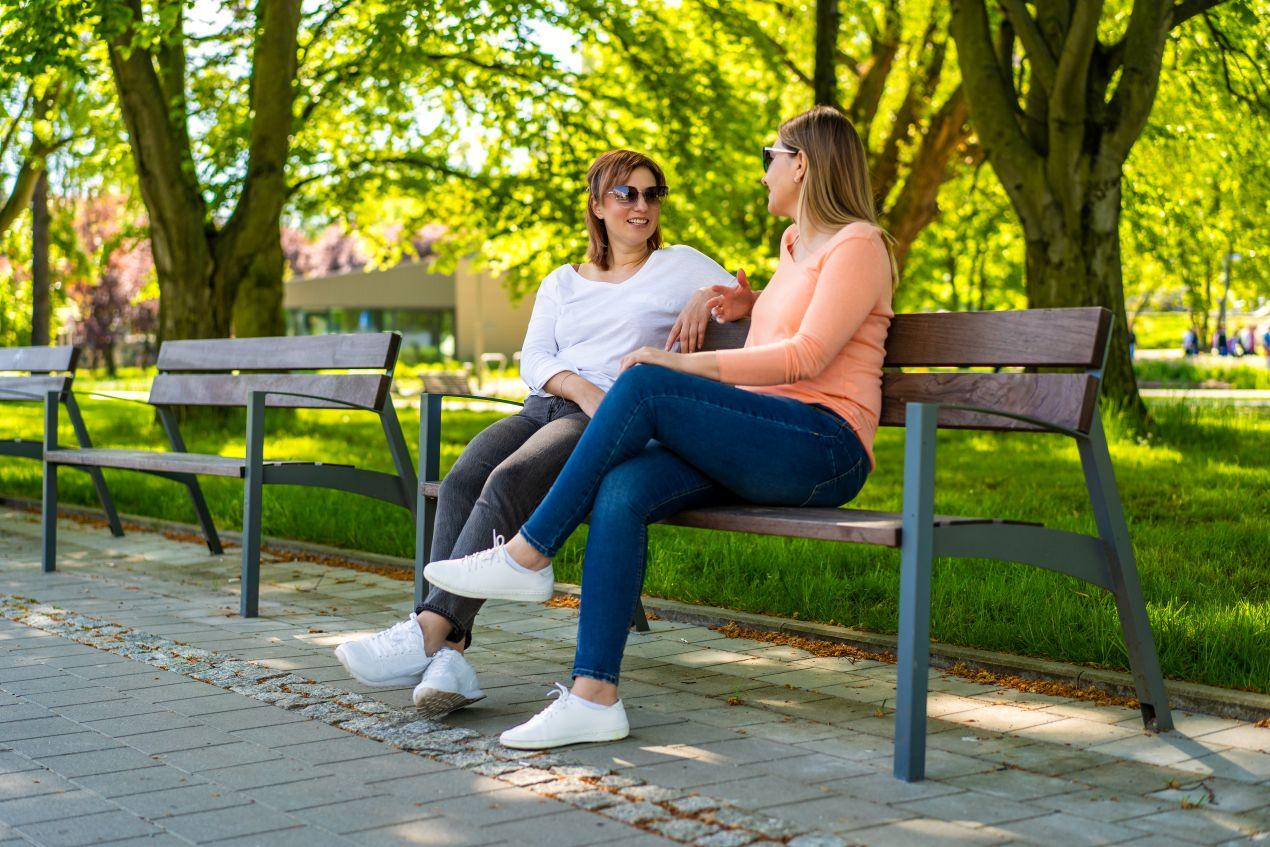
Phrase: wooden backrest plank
[
  {"left": 883, "top": 308, "right": 1111, "bottom": 368},
  {"left": 880, "top": 372, "right": 1100, "bottom": 432},
  {"left": 148, "top": 373, "right": 390, "bottom": 410},
  {"left": 0, "top": 375, "right": 72, "bottom": 403},
  {"left": 700, "top": 319, "right": 750, "bottom": 352},
  {"left": 156, "top": 333, "right": 401, "bottom": 372},
  {"left": 0, "top": 346, "right": 78, "bottom": 373}
]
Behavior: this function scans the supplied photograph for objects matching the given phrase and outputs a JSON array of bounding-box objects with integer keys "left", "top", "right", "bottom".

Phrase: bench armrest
[
  {"left": 420, "top": 391, "right": 525, "bottom": 409},
  {"left": 242, "top": 388, "right": 381, "bottom": 413},
  {"left": 910, "top": 400, "right": 1085, "bottom": 439}
]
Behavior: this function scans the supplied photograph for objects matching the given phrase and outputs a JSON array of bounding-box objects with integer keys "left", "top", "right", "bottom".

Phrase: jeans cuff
[
  {"left": 415, "top": 604, "right": 472, "bottom": 649},
  {"left": 571, "top": 668, "right": 620, "bottom": 685},
  {"left": 519, "top": 526, "right": 556, "bottom": 559}
]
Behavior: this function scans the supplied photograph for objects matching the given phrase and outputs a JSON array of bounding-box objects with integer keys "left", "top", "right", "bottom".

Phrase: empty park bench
[
  {"left": 1, "top": 345, "right": 122, "bottom": 536},
  {"left": 413, "top": 307, "right": 1173, "bottom": 782},
  {"left": 40, "top": 333, "right": 417, "bottom": 618}
]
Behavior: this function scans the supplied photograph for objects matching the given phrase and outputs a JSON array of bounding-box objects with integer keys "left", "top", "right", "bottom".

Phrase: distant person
[
  {"left": 1183, "top": 327, "right": 1199, "bottom": 357},
  {"left": 1262, "top": 328, "right": 1270, "bottom": 363},
  {"left": 1215, "top": 328, "right": 1228, "bottom": 356},
  {"left": 1128, "top": 326, "right": 1136, "bottom": 361},
  {"left": 333, "top": 149, "right": 736, "bottom": 718}
]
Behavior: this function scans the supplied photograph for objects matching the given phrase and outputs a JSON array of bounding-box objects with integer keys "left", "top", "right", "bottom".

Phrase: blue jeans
[{"left": 519, "top": 365, "right": 871, "bottom": 685}]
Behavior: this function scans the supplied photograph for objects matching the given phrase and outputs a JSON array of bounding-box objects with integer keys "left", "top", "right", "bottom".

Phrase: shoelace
[
  {"left": 520, "top": 683, "right": 572, "bottom": 729},
  {"left": 368, "top": 613, "right": 421, "bottom": 657},
  {"left": 460, "top": 530, "right": 507, "bottom": 573}
]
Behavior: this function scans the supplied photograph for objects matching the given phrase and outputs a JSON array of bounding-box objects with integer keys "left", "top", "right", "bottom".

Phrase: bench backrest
[
  {"left": 149, "top": 333, "right": 401, "bottom": 411},
  {"left": 0, "top": 346, "right": 79, "bottom": 404},
  {"left": 703, "top": 308, "right": 1111, "bottom": 434}
]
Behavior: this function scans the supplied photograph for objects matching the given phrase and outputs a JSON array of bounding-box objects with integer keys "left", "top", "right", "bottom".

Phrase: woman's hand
[
  {"left": 664, "top": 287, "right": 716, "bottom": 353},
  {"left": 621, "top": 346, "right": 678, "bottom": 373},
  {"left": 705, "top": 269, "right": 757, "bottom": 323}
]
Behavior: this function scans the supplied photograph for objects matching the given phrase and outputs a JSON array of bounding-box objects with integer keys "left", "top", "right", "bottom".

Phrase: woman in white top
[{"left": 335, "top": 149, "right": 734, "bottom": 716}]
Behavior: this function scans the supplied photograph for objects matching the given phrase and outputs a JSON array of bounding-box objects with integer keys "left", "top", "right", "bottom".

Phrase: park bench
[
  {"left": 40, "top": 333, "right": 417, "bottom": 618},
  {"left": 413, "top": 307, "right": 1172, "bottom": 782},
  {"left": 1, "top": 345, "right": 122, "bottom": 536}
]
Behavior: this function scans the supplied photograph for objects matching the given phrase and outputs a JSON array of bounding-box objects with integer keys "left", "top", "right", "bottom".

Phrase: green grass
[
  {"left": 1134, "top": 358, "right": 1270, "bottom": 390},
  {"left": 1, "top": 385, "right": 1265, "bottom": 693}
]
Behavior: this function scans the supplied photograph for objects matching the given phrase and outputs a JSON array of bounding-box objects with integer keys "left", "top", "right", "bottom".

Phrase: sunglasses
[
  {"left": 606, "top": 185, "right": 669, "bottom": 205},
  {"left": 762, "top": 145, "right": 799, "bottom": 171}
]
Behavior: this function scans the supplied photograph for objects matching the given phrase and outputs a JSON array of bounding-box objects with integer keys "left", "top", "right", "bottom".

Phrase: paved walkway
[{"left": 0, "top": 507, "right": 1265, "bottom": 846}]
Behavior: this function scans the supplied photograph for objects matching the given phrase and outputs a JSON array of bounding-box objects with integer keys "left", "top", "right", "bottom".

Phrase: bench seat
[
  {"left": 46, "top": 448, "right": 353, "bottom": 479},
  {"left": 418, "top": 481, "right": 1034, "bottom": 548}
]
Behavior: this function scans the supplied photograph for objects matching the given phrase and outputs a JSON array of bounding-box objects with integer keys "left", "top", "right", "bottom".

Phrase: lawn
[{"left": 1, "top": 382, "right": 1265, "bottom": 693}]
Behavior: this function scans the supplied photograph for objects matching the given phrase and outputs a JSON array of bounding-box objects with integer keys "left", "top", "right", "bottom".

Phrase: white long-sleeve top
[{"left": 520, "top": 245, "right": 735, "bottom": 396}]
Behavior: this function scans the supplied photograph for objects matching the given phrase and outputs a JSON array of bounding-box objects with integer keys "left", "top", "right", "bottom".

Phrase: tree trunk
[
  {"left": 30, "top": 168, "right": 50, "bottom": 346},
  {"left": 232, "top": 238, "right": 286, "bottom": 338},
  {"left": 813, "top": 0, "right": 839, "bottom": 106},
  {"left": 1019, "top": 179, "right": 1148, "bottom": 423}
]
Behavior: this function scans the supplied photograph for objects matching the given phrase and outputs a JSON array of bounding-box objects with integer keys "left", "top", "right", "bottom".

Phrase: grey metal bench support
[
  {"left": 41, "top": 334, "right": 416, "bottom": 618},
  {"left": 1, "top": 346, "right": 122, "bottom": 538}
]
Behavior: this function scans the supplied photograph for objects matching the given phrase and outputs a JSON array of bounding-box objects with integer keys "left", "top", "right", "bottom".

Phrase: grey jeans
[{"left": 416, "top": 394, "right": 588, "bottom": 644}]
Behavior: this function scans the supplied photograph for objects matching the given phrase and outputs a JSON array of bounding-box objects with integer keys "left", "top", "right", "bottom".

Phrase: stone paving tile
[
  {"left": 157, "top": 803, "right": 304, "bottom": 843},
  {"left": 18, "top": 809, "right": 164, "bottom": 846},
  {"left": 2, "top": 510, "right": 1267, "bottom": 847},
  {"left": 74, "top": 765, "right": 206, "bottom": 799}
]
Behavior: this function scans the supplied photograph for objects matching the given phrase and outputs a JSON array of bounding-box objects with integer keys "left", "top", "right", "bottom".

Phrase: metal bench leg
[
  {"left": 185, "top": 479, "right": 224, "bottom": 556},
  {"left": 41, "top": 391, "right": 59, "bottom": 573},
  {"left": 894, "top": 402, "right": 937, "bottom": 782},
  {"left": 1079, "top": 417, "right": 1173, "bottom": 731},
  {"left": 240, "top": 393, "right": 266, "bottom": 618},
  {"left": 631, "top": 600, "right": 650, "bottom": 632},
  {"left": 65, "top": 395, "right": 123, "bottom": 537},
  {"left": 156, "top": 407, "right": 222, "bottom": 555},
  {"left": 415, "top": 394, "right": 442, "bottom": 608}
]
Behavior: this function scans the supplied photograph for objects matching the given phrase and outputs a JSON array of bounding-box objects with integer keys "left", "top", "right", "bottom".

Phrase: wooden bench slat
[
  {"left": 148, "top": 373, "right": 390, "bottom": 410},
  {"left": 0, "top": 376, "right": 71, "bottom": 402},
  {"left": 418, "top": 481, "right": 1032, "bottom": 548},
  {"left": 421, "top": 373, "right": 472, "bottom": 395},
  {"left": 0, "top": 346, "right": 78, "bottom": 373},
  {"left": 46, "top": 448, "right": 249, "bottom": 477},
  {"left": 883, "top": 308, "right": 1111, "bottom": 368},
  {"left": 155, "top": 333, "right": 401, "bottom": 372},
  {"left": 880, "top": 372, "right": 1100, "bottom": 433}
]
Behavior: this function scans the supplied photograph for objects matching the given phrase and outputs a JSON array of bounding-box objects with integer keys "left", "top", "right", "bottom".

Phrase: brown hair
[
  {"left": 778, "top": 106, "right": 897, "bottom": 283},
  {"left": 585, "top": 150, "right": 667, "bottom": 270}
]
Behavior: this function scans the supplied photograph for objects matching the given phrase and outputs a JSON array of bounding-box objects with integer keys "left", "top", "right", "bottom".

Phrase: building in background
[{"left": 283, "top": 259, "right": 531, "bottom": 364}]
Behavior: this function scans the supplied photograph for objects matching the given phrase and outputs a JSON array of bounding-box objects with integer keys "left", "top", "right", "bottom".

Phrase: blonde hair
[
  {"left": 585, "top": 150, "right": 667, "bottom": 271},
  {"left": 778, "top": 106, "right": 898, "bottom": 283}
]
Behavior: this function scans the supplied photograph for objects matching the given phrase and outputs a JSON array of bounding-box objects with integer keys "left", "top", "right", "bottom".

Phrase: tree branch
[
  {"left": 1102, "top": 0, "right": 1172, "bottom": 167},
  {"left": 1000, "top": 0, "right": 1056, "bottom": 92},
  {"left": 216, "top": 0, "right": 302, "bottom": 293},
  {"left": 1172, "top": 0, "right": 1225, "bottom": 28},
  {"left": 949, "top": 0, "right": 1045, "bottom": 220},
  {"left": 1046, "top": 0, "right": 1102, "bottom": 209}
]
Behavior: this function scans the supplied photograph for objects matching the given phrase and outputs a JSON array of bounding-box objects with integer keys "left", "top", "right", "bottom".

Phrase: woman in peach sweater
[{"left": 426, "top": 106, "right": 896, "bottom": 749}]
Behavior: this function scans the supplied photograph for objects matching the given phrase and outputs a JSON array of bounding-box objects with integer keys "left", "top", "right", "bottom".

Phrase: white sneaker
[
  {"left": 412, "top": 648, "right": 485, "bottom": 718},
  {"left": 423, "top": 534, "right": 555, "bottom": 603},
  {"left": 499, "top": 683, "right": 629, "bottom": 750},
  {"left": 334, "top": 613, "right": 431, "bottom": 686}
]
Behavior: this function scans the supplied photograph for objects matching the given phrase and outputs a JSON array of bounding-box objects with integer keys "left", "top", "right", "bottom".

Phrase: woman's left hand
[
  {"left": 621, "top": 346, "right": 679, "bottom": 373},
  {"left": 664, "top": 287, "right": 715, "bottom": 353}
]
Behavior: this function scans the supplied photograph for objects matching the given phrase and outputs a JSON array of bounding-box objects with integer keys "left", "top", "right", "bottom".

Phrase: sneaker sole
[
  {"left": 413, "top": 689, "right": 486, "bottom": 719},
  {"left": 333, "top": 645, "right": 424, "bottom": 688},
  {"left": 499, "top": 727, "right": 630, "bottom": 750},
  {"left": 422, "top": 565, "right": 553, "bottom": 603}
]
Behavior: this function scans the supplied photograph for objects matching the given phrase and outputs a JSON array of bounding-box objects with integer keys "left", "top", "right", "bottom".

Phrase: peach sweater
[{"left": 715, "top": 222, "right": 894, "bottom": 467}]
